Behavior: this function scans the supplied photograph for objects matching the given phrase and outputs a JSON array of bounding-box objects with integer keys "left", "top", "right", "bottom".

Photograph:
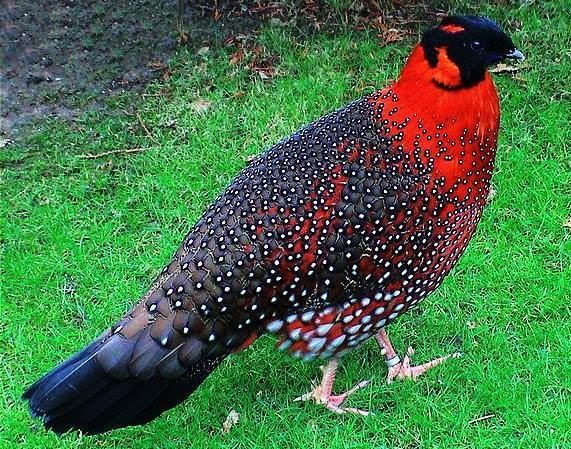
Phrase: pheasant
[{"left": 24, "top": 15, "right": 524, "bottom": 434}]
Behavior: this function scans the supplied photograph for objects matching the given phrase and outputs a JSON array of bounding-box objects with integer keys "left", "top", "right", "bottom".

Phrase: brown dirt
[{"left": 0, "top": 0, "right": 443, "bottom": 138}]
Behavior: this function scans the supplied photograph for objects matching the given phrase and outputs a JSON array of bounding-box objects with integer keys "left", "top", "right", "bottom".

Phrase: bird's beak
[{"left": 505, "top": 48, "right": 525, "bottom": 61}]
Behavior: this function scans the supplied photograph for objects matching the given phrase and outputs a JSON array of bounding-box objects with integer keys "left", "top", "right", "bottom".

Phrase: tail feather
[
  {"left": 23, "top": 330, "right": 226, "bottom": 435},
  {"left": 22, "top": 274, "right": 256, "bottom": 435},
  {"left": 23, "top": 338, "right": 108, "bottom": 416},
  {"left": 44, "top": 381, "right": 138, "bottom": 434},
  {"left": 92, "top": 378, "right": 187, "bottom": 432}
]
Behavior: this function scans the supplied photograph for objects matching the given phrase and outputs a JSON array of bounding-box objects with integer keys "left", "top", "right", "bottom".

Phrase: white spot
[
  {"left": 319, "top": 307, "right": 334, "bottom": 317},
  {"left": 316, "top": 323, "right": 334, "bottom": 336},
  {"left": 303, "top": 353, "right": 317, "bottom": 362},
  {"left": 266, "top": 320, "right": 283, "bottom": 333},
  {"left": 308, "top": 337, "right": 327, "bottom": 352},
  {"left": 373, "top": 306, "right": 385, "bottom": 315},
  {"left": 342, "top": 315, "right": 354, "bottom": 324},
  {"left": 329, "top": 334, "right": 346, "bottom": 348},
  {"left": 289, "top": 328, "right": 302, "bottom": 340},
  {"left": 301, "top": 311, "right": 315, "bottom": 322},
  {"left": 347, "top": 324, "right": 361, "bottom": 335}
]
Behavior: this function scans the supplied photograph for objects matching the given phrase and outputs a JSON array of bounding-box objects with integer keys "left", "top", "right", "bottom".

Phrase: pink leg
[
  {"left": 294, "top": 358, "right": 370, "bottom": 415},
  {"left": 375, "top": 329, "right": 461, "bottom": 383}
]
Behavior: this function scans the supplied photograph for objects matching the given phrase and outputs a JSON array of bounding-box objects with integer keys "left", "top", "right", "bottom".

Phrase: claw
[
  {"left": 295, "top": 359, "right": 371, "bottom": 416},
  {"left": 388, "top": 347, "right": 462, "bottom": 382},
  {"left": 376, "top": 331, "right": 461, "bottom": 383}
]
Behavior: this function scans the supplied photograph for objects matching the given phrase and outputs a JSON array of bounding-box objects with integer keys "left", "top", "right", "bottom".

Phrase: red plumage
[{"left": 23, "top": 15, "right": 523, "bottom": 434}]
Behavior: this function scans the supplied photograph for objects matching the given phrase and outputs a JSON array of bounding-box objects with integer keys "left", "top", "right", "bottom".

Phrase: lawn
[{"left": 1, "top": 1, "right": 570, "bottom": 448}]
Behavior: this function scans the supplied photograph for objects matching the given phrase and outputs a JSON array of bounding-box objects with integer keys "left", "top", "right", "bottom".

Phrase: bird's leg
[
  {"left": 294, "top": 358, "right": 370, "bottom": 415},
  {"left": 375, "top": 329, "right": 461, "bottom": 383}
]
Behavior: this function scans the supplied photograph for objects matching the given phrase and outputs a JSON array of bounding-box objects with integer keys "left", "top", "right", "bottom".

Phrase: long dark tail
[{"left": 23, "top": 331, "right": 226, "bottom": 435}]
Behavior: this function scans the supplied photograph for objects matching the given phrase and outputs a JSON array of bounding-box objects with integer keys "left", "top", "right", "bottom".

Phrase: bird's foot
[
  {"left": 294, "top": 359, "right": 370, "bottom": 415},
  {"left": 385, "top": 346, "right": 462, "bottom": 384},
  {"left": 376, "top": 330, "right": 461, "bottom": 383},
  {"left": 294, "top": 379, "right": 370, "bottom": 415}
]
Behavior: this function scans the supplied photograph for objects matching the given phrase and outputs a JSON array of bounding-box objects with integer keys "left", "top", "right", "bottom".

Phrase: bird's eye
[{"left": 470, "top": 41, "right": 483, "bottom": 52}]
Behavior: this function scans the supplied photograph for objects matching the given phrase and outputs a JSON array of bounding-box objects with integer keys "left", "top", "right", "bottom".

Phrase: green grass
[{"left": 2, "top": 2, "right": 570, "bottom": 448}]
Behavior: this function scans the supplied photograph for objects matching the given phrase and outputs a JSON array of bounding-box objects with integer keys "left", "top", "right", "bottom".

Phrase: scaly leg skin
[
  {"left": 294, "top": 358, "right": 370, "bottom": 416},
  {"left": 375, "top": 329, "right": 462, "bottom": 383}
]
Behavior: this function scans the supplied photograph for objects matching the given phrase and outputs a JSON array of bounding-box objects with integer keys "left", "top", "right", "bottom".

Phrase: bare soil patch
[{"left": 0, "top": 0, "right": 439, "bottom": 138}]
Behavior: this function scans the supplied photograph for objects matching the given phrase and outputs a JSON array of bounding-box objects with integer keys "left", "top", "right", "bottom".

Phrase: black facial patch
[{"left": 421, "top": 15, "right": 518, "bottom": 87}]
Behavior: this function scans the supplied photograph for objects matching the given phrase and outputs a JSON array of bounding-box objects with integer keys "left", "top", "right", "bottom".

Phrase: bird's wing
[
  {"left": 75, "top": 92, "right": 426, "bottom": 377},
  {"left": 136, "top": 94, "right": 429, "bottom": 360}
]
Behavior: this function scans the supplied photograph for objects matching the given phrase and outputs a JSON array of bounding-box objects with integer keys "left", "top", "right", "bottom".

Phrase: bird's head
[{"left": 420, "top": 15, "right": 524, "bottom": 89}]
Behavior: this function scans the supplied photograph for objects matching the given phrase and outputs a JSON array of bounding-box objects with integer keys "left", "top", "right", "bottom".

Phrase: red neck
[
  {"left": 393, "top": 45, "right": 500, "bottom": 135},
  {"left": 371, "top": 45, "right": 500, "bottom": 187}
]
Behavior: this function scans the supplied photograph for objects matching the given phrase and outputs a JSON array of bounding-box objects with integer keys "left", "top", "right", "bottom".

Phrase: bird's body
[{"left": 24, "top": 15, "right": 523, "bottom": 435}]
